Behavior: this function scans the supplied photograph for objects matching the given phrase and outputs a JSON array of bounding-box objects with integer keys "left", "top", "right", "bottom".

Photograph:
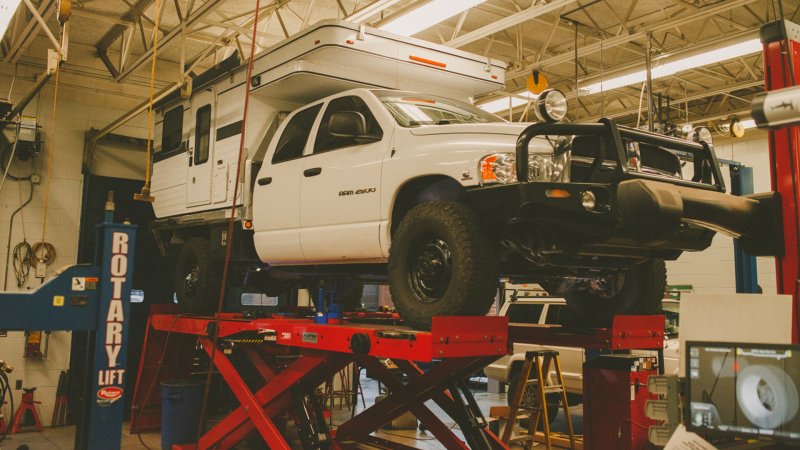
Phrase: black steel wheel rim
[
  {"left": 184, "top": 259, "right": 200, "bottom": 298},
  {"left": 407, "top": 235, "right": 452, "bottom": 303}
]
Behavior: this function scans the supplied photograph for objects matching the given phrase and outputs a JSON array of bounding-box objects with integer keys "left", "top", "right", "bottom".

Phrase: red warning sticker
[{"left": 96, "top": 386, "right": 123, "bottom": 406}]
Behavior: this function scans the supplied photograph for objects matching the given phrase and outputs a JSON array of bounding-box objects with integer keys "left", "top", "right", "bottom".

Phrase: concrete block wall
[
  {"left": 0, "top": 36, "right": 160, "bottom": 426},
  {"left": 665, "top": 129, "right": 778, "bottom": 296}
]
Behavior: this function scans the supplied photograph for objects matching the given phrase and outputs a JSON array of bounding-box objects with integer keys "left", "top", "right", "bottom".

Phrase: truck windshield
[{"left": 374, "top": 90, "right": 502, "bottom": 127}]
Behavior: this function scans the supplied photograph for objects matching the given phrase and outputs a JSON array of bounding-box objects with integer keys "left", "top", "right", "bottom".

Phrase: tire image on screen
[{"left": 736, "top": 364, "right": 800, "bottom": 430}]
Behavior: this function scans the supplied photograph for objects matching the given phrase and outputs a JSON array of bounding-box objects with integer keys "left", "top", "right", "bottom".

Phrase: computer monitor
[{"left": 686, "top": 341, "right": 800, "bottom": 442}]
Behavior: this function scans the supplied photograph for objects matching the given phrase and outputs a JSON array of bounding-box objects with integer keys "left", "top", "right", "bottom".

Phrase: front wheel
[
  {"left": 388, "top": 202, "right": 498, "bottom": 330},
  {"left": 560, "top": 258, "right": 666, "bottom": 328}
]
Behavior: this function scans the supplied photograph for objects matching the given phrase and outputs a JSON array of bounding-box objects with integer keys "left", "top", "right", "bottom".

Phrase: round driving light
[
  {"left": 534, "top": 88, "right": 568, "bottom": 123},
  {"left": 691, "top": 126, "right": 713, "bottom": 146},
  {"left": 580, "top": 190, "right": 597, "bottom": 211}
]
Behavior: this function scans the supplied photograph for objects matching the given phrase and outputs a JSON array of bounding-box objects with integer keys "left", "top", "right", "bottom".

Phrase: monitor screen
[{"left": 686, "top": 341, "right": 800, "bottom": 441}]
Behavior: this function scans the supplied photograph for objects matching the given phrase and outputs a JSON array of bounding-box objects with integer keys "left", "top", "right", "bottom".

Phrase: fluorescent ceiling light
[
  {"left": 0, "top": 0, "right": 22, "bottom": 40},
  {"left": 478, "top": 91, "right": 534, "bottom": 113},
  {"left": 347, "top": 0, "right": 405, "bottom": 23},
  {"left": 582, "top": 38, "right": 762, "bottom": 95},
  {"left": 739, "top": 119, "right": 757, "bottom": 129},
  {"left": 379, "top": 0, "right": 486, "bottom": 36}
]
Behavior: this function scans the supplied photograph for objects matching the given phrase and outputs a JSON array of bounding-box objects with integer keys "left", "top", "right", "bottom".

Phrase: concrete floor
[{"left": 0, "top": 375, "right": 583, "bottom": 449}]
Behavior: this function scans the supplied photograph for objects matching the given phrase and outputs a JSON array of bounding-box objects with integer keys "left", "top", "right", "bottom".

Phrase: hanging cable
[
  {"left": 636, "top": 82, "right": 646, "bottom": 129},
  {"left": 0, "top": 122, "right": 22, "bottom": 193},
  {"left": 30, "top": 241, "right": 56, "bottom": 267},
  {"left": 12, "top": 241, "right": 32, "bottom": 287},
  {"left": 133, "top": 0, "right": 163, "bottom": 203},
  {"left": 195, "top": 0, "right": 262, "bottom": 441},
  {"left": 4, "top": 179, "right": 33, "bottom": 290},
  {"left": 39, "top": 53, "right": 62, "bottom": 260}
]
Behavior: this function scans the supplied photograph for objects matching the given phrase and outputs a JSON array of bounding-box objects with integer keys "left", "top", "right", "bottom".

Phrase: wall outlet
[
  {"left": 15, "top": 379, "right": 22, "bottom": 390},
  {"left": 35, "top": 262, "right": 46, "bottom": 278},
  {"left": 30, "top": 174, "right": 41, "bottom": 184}
]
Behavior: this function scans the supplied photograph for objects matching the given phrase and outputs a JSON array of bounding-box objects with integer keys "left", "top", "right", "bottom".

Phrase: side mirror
[{"left": 329, "top": 111, "right": 368, "bottom": 137}]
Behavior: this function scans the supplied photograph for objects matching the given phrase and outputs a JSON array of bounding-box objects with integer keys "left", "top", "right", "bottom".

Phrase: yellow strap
[
  {"left": 40, "top": 55, "right": 61, "bottom": 247},
  {"left": 141, "top": 0, "right": 161, "bottom": 193}
]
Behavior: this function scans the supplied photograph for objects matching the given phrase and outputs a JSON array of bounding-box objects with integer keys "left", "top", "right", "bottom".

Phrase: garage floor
[{"left": 0, "top": 375, "right": 583, "bottom": 449}]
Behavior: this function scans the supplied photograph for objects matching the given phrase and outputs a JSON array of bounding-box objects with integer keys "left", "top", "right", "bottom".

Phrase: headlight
[
  {"left": 691, "top": 126, "right": 713, "bottom": 146},
  {"left": 480, "top": 153, "right": 517, "bottom": 184},
  {"left": 479, "top": 150, "right": 570, "bottom": 185},
  {"left": 534, "top": 89, "right": 568, "bottom": 123}
]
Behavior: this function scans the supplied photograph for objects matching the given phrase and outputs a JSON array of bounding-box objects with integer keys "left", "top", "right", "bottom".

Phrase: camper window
[
  {"left": 314, "top": 96, "right": 383, "bottom": 153},
  {"left": 194, "top": 104, "right": 212, "bottom": 165},
  {"left": 272, "top": 104, "right": 322, "bottom": 164},
  {"left": 160, "top": 106, "right": 184, "bottom": 154}
]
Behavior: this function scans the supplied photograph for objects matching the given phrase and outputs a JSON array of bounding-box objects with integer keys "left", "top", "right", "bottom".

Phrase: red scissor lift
[
  {"left": 132, "top": 313, "right": 512, "bottom": 449},
  {"left": 131, "top": 310, "right": 665, "bottom": 450}
]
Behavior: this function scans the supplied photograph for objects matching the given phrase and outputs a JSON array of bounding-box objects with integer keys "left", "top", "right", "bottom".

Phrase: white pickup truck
[{"left": 148, "top": 20, "right": 774, "bottom": 329}]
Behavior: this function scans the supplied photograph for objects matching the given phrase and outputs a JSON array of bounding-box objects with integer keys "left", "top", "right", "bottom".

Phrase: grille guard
[{"left": 515, "top": 118, "right": 726, "bottom": 193}]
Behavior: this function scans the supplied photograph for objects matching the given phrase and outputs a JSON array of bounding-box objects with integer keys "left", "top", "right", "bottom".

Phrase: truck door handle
[
  {"left": 303, "top": 167, "right": 322, "bottom": 177},
  {"left": 257, "top": 177, "right": 272, "bottom": 186}
]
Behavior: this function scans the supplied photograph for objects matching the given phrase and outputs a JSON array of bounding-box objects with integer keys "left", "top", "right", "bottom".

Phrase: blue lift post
[
  {"left": 0, "top": 213, "right": 135, "bottom": 449},
  {"left": 730, "top": 164, "right": 760, "bottom": 293}
]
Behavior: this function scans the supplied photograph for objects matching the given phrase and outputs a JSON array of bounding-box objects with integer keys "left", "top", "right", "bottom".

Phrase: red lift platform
[
  {"left": 132, "top": 313, "right": 511, "bottom": 450},
  {"left": 131, "top": 311, "right": 666, "bottom": 450}
]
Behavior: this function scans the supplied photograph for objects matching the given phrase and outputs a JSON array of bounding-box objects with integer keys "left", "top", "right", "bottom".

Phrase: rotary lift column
[
  {"left": 0, "top": 197, "right": 135, "bottom": 450},
  {"left": 754, "top": 21, "right": 800, "bottom": 341}
]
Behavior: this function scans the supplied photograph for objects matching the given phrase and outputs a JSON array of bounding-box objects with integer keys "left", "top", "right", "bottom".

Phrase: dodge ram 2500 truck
[{"left": 149, "top": 20, "right": 778, "bottom": 329}]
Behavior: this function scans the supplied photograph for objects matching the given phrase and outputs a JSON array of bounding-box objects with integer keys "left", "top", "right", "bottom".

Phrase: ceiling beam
[
  {"left": 447, "top": 0, "right": 579, "bottom": 48},
  {"left": 114, "top": 0, "right": 225, "bottom": 82},
  {"left": 4, "top": 0, "right": 57, "bottom": 63},
  {"left": 506, "top": 0, "right": 759, "bottom": 80},
  {"left": 582, "top": 80, "right": 762, "bottom": 122}
]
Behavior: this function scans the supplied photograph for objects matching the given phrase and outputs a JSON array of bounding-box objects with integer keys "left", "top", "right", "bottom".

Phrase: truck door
[
  {"left": 252, "top": 103, "right": 323, "bottom": 264},
  {"left": 186, "top": 89, "right": 216, "bottom": 206},
  {"left": 300, "top": 95, "right": 386, "bottom": 262}
]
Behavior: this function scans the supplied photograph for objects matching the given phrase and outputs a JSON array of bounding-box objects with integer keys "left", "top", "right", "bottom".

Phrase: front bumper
[{"left": 467, "top": 178, "right": 782, "bottom": 257}]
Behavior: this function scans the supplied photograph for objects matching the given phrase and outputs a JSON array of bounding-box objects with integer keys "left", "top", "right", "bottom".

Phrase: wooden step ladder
[{"left": 501, "top": 350, "right": 576, "bottom": 449}]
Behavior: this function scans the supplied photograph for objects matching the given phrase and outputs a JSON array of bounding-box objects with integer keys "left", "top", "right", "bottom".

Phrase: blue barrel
[{"left": 161, "top": 380, "right": 205, "bottom": 450}]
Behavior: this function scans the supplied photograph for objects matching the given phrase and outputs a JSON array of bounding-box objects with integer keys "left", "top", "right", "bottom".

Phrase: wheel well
[
  {"left": 154, "top": 225, "right": 212, "bottom": 257},
  {"left": 390, "top": 176, "right": 469, "bottom": 236}
]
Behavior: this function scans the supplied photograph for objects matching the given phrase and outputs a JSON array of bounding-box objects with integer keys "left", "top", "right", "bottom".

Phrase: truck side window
[
  {"left": 545, "top": 304, "right": 567, "bottom": 325},
  {"left": 272, "top": 104, "right": 322, "bottom": 164},
  {"left": 314, "top": 96, "right": 383, "bottom": 153},
  {"left": 160, "top": 106, "right": 183, "bottom": 154},
  {"left": 194, "top": 104, "right": 212, "bottom": 165},
  {"left": 506, "top": 303, "right": 543, "bottom": 324}
]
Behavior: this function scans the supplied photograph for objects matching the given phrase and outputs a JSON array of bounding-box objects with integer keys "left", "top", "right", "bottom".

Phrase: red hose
[{"left": 195, "top": 0, "right": 262, "bottom": 443}]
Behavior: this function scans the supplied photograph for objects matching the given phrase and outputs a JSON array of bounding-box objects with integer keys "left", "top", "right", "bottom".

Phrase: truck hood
[{"left": 408, "top": 122, "right": 531, "bottom": 137}]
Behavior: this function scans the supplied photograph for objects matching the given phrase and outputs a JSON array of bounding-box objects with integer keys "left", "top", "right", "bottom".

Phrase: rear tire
[
  {"left": 174, "top": 237, "right": 220, "bottom": 314},
  {"left": 562, "top": 258, "right": 666, "bottom": 328},
  {"left": 388, "top": 201, "right": 498, "bottom": 330},
  {"left": 507, "top": 371, "right": 560, "bottom": 425}
]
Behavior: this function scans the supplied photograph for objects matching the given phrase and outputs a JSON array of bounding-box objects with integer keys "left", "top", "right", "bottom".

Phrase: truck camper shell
[{"left": 150, "top": 19, "right": 506, "bottom": 220}]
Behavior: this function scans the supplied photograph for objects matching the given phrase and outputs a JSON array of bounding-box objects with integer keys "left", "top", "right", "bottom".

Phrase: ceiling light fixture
[
  {"left": 739, "top": 118, "right": 757, "bottom": 129},
  {"left": 0, "top": 0, "right": 22, "bottom": 40},
  {"left": 478, "top": 91, "right": 533, "bottom": 113},
  {"left": 379, "top": 0, "right": 487, "bottom": 36},
  {"left": 581, "top": 38, "right": 762, "bottom": 95},
  {"left": 347, "top": 0, "right": 405, "bottom": 23}
]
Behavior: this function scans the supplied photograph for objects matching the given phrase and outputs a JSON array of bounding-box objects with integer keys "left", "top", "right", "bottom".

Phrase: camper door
[{"left": 187, "top": 88, "right": 216, "bottom": 206}]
